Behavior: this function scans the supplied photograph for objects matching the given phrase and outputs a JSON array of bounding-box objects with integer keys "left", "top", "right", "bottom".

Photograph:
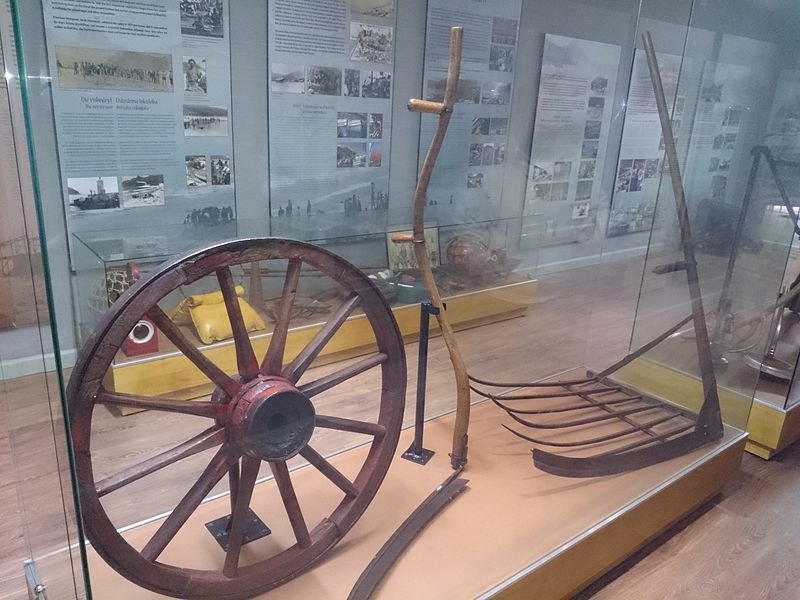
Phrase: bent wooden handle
[{"left": 406, "top": 27, "right": 471, "bottom": 469}]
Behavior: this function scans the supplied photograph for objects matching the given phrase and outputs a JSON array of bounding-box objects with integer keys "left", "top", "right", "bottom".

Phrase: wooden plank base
[{"left": 83, "top": 400, "right": 744, "bottom": 599}]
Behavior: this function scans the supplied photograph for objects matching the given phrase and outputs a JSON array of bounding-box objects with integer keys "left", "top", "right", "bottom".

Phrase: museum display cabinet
[{"left": 3, "top": 0, "right": 800, "bottom": 598}]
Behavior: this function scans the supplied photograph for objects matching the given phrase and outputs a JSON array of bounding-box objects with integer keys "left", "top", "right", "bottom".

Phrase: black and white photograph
[
  {"left": 489, "top": 118, "right": 508, "bottom": 135},
  {"left": 718, "top": 158, "right": 731, "bottom": 171},
  {"left": 629, "top": 159, "right": 645, "bottom": 192},
  {"left": 337, "top": 112, "right": 368, "bottom": 138},
  {"left": 553, "top": 161, "right": 572, "bottom": 181},
  {"left": 532, "top": 162, "right": 553, "bottom": 181},
  {"left": 351, "top": 0, "right": 394, "bottom": 19},
  {"left": 551, "top": 182, "right": 569, "bottom": 202},
  {"left": 469, "top": 143, "right": 483, "bottom": 167},
  {"left": 344, "top": 69, "right": 361, "bottom": 97},
  {"left": 472, "top": 117, "right": 490, "bottom": 135},
  {"left": 616, "top": 159, "right": 633, "bottom": 192},
  {"left": 575, "top": 180, "right": 593, "bottom": 200},
  {"left": 712, "top": 175, "right": 727, "bottom": 198},
  {"left": 211, "top": 156, "right": 232, "bottom": 185},
  {"left": 361, "top": 71, "right": 391, "bottom": 99},
  {"left": 481, "top": 143, "right": 496, "bottom": 166},
  {"left": 644, "top": 159, "right": 659, "bottom": 178},
  {"left": 533, "top": 183, "right": 551, "bottom": 202},
  {"left": 121, "top": 174, "right": 165, "bottom": 208},
  {"left": 67, "top": 176, "right": 120, "bottom": 212},
  {"left": 467, "top": 172, "right": 484, "bottom": 189},
  {"left": 724, "top": 133, "right": 737, "bottom": 149},
  {"left": 494, "top": 144, "right": 506, "bottom": 165},
  {"left": 369, "top": 113, "right": 383, "bottom": 138},
  {"left": 578, "top": 160, "right": 595, "bottom": 179},
  {"left": 481, "top": 81, "right": 512, "bottom": 105},
  {"left": 337, "top": 142, "right": 367, "bottom": 167},
  {"left": 587, "top": 96, "right": 604, "bottom": 120},
  {"left": 581, "top": 139, "right": 599, "bottom": 159},
  {"left": 428, "top": 78, "right": 478, "bottom": 104},
  {"left": 584, "top": 120, "right": 602, "bottom": 140},
  {"left": 350, "top": 22, "right": 393, "bottom": 63},
  {"left": 491, "top": 17, "right": 518, "bottom": 45},
  {"left": 185, "top": 155, "right": 207, "bottom": 187},
  {"left": 183, "top": 56, "right": 207, "bottom": 94},
  {"left": 307, "top": 66, "right": 342, "bottom": 96},
  {"left": 55, "top": 46, "right": 173, "bottom": 92},
  {"left": 183, "top": 104, "right": 228, "bottom": 136},
  {"left": 712, "top": 134, "right": 725, "bottom": 150},
  {"left": 572, "top": 200, "right": 591, "bottom": 219},
  {"left": 708, "top": 156, "right": 720, "bottom": 172},
  {"left": 722, "top": 106, "right": 742, "bottom": 127},
  {"left": 489, "top": 45, "right": 514, "bottom": 72},
  {"left": 181, "top": 0, "right": 224, "bottom": 38},
  {"left": 271, "top": 63, "right": 305, "bottom": 94},
  {"left": 590, "top": 76, "right": 608, "bottom": 95},
  {"left": 368, "top": 142, "right": 382, "bottom": 167}
]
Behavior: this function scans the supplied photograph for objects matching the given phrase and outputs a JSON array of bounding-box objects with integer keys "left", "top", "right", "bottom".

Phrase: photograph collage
[
  {"left": 68, "top": 174, "right": 166, "bottom": 213},
  {"left": 337, "top": 112, "right": 383, "bottom": 168},
  {"left": 468, "top": 117, "right": 508, "bottom": 189},
  {"left": 271, "top": 64, "right": 392, "bottom": 99},
  {"left": 705, "top": 103, "right": 742, "bottom": 200}
]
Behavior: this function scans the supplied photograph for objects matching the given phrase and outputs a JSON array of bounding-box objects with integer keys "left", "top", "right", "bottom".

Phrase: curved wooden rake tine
[
  {"left": 532, "top": 424, "right": 700, "bottom": 478},
  {"left": 487, "top": 33, "right": 725, "bottom": 478},
  {"left": 403, "top": 27, "right": 469, "bottom": 469}
]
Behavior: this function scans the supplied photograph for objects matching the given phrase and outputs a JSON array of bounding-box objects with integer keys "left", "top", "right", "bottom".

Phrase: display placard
[
  {"left": 523, "top": 34, "right": 621, "bottom": 246},
  {"left": 41, "top": 0, "right": 235, "bottom": 261},
  {"left": 267, "top": 0, "right": 395, "bottom": 231},
  {"left": 418, "top": 0, "right": 522, "bottom": 224}
]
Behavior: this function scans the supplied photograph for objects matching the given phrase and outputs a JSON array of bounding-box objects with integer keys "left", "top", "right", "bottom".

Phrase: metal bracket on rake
[{"left": 471, "top": 32, "right": 725, "bottom": 478}]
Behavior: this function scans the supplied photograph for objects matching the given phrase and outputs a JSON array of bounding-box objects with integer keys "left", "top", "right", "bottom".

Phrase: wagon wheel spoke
[
  {"left": 299, "top": 445, "right": 358, "bottom": 497},
  {"left": 141, "top": 446, "right": 236, "bottom": 562},
  {"left": 95, "top": 390, "right": 221, "bottom": 419},
  {"left": 227, "top": 460, "right": 240, "bottom": 519},
  {"left": 223, "top": 456, "right": 261, "bottom": 577},
  {"left": 148, "top": 305, "right": 241, "bottom": 398},
  {"left": 217, "top": 266, "right": 259, "bottom": 380},
  {"left": 282, "top": 294, "right": 361, "bottom": 383},
  {"left": 269, "top": 460, "right": 311, "bottom": 548},
  {"left": 261, "top": 258, "right": 302, "bottom": 376},
  {"left": 315, "top": 415, "right": 386, "bottom": 437},
  {"left": 299, "top": 352, "right": 387, "bottom": 398},
  {"left": 96, "top": 427, "right": 224, "bottom": 497}
]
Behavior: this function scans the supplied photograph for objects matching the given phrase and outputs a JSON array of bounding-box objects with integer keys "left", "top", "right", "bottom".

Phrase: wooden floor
[{"left": 2, "top": 256, "right": 799, "bottom": 599}]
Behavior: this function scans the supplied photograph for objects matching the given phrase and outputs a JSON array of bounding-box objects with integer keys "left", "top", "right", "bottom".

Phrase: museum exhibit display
[{"left": 5, "top": 0, "right": 800, "bottom": 598}]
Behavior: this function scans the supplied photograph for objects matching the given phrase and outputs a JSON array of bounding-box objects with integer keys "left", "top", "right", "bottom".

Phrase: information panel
[
  {"left": 418, "top": 0, "right": 522, "bottom": 224},
  {"left": 607, "top": 49, "right": 681, "bottom": 237},
  {"left": 267, "top": 0, "right": 395, "bottom": 231},
  {"left": 42, "top": 0, "right": 234, "bottom": 258},
  {"left": 523, "top": 34, "right": 621, "bottom": 246}
]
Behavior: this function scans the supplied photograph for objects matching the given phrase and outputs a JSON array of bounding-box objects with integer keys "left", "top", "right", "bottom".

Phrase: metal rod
[
  {"left": 413, "top": 303, "right": 433, "bottom": 452},
  {"left": 642, "top": 32, "right": 723, "bottom": 435}
]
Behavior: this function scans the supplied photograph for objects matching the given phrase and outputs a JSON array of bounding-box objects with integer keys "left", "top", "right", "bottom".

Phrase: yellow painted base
[
  {"left": 612, "top": 357, "right": 800, "bottom": 460},
  {"left": 110, "top": 279, "right": 536, "bottom": 413}
]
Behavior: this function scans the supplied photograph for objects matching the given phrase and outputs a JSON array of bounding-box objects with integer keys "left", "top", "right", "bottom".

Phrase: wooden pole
[{"left": 405, "top": 27, "right": 470, "bottom": 468}]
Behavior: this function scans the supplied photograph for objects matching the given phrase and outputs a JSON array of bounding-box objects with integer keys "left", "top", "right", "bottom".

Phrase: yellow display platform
[
  {"left": 109, "top": 278, "right": 536, "bottom": 411},
  {"left": 613, "top": 357, "right": 800, "bottom": 460},
  {"left": 86, "top": 400, "right": 745, "bottom": 599}
]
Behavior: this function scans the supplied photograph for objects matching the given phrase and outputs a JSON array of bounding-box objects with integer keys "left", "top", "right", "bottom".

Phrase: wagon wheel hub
[{"left": 229, "top": 378, "right": 315, "bottom": 462}]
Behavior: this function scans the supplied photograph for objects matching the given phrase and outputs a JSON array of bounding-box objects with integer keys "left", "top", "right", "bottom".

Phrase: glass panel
[{"left": 0, "top": 0, "right": 86, "bottom": 596}]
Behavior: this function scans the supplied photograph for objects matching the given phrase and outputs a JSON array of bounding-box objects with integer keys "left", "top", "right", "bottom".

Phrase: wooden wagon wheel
[{"left": 67, "top": 238, "right": 406, "bottom": 599}]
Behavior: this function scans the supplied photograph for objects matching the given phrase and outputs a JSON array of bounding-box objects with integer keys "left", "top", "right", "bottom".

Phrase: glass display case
[{"left": 3, "top": 0, "right": 800, "bottom": 598}]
